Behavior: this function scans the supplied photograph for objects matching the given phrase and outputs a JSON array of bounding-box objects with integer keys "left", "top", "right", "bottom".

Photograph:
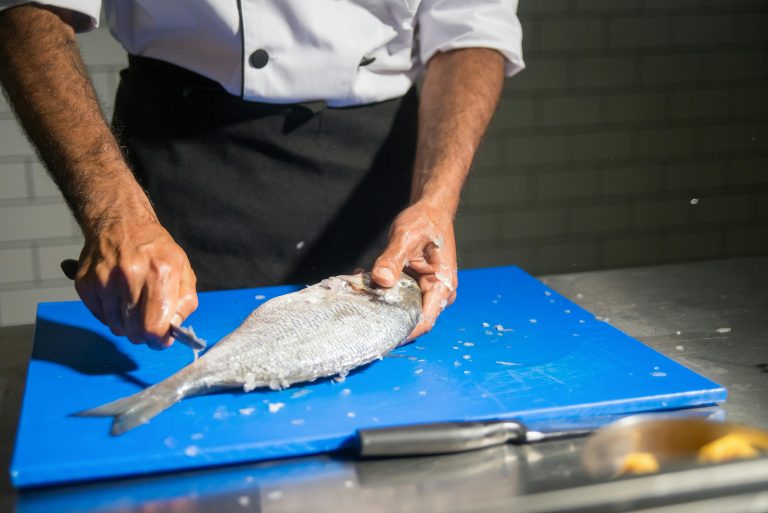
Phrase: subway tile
[
  {"left": 633, "top": 198, "right": 699, "bottom": 228},
  {"left": 665, "top": 161, "right": 723, "bottom": 190},
  {"left": 36, "top": 242, "right": 84, "bottom": 281},
  {"left": 459, "top": 246, "right": 540, "bottom": 274},
  {"left": 90, "top": 71, "right": 117, "bottom": 117},
  {"left": 704, "top": 50, "right": 766, "bottom": 82},
  {"left": 472, "top": 137, "right": 505, "bottom": 169},
  {"left": 574, "top": 56, "right": 636, "bottom": 88},
  {"left": 736, "top": 12, "right": 768, "bottom": 44},
  {"left": 727, "top": 157, "right": 768, "bottom": 186},
  {"left": 572, "top": 131, "right": 634, "bottom": 161},
  {"left": 576, "top": 0, "right": 642, "bottom": 11},
  {"left": 537, "top": 169, "right": 597, "bottom": 200},
  {"left": 694, "top": 194, "right": 753, "bottom": 223},
  {"left": 640, "top": 54, "right": 700, "bottom": 85},
  {"left": 643, "top": 0, "right": 706, "bottom": 9},
  {"left": 502, "top": 208, "right": 566, "bottom": 238},
  {"left": 603, "top": 235, "right": 664, "bottom": 268},
  {"left": 608, "top": 16, "right": 671, "bottom": 48},
  {"left": 726, "top": 226, "right": 768, "bottom": 255},
  {"left": 491, "top": 98, "right": 536, "bottom": 130},
  {"left": 454, "top": 211, "right": 502, "bottom": 244},
  {"left": 0, "top": 91, "right": 10, "bottom": 113},
  {"left": 734, "top": 86, "right": 768, "bottom": 116},
  {"left": 0, "top": 204, "right": 75, "bottom": 242},
  {"left": 0, "top": 119, "right": 34, "bottom": 156},
  {"left": 30, "top": 162, "right": 62, "bottom": 198},
  {"left": 0, "top": 247, "right": 35, "bottom": 284},
  {"left": 663, "top": 230, "right": 724, "bottom": 261},
  {"left": 632, "top": 123, "right": 767, "bottom": 158},
  {"left": 541, "top": 19, "right": 603, "bottom": 52},
  {"left": 671, "top": 88, "right": 733, "bottom": 119},
  {"left": 569, "top": 203, "right": 630, "bottom": 233},
  {"left": 77, "top": 27, "right": 128, "bottom": 67},
  {"left": 607, "top": 92, "right": 667, "bottom": 123},
  {"left": 672, "top": 14, "right": 736, "bottom": 47},
  {"left": 539, "top": 96, "right": 602, "bottom": 126},
  {"left": 464, "top": 174, "right": 528, "bottom": 206},
  {"left": 0, "top": 162, "right": 29, "bottom": 200},
  {"left": 510, "top": 58, "right": 569, "bottom": 91},
  {"left": 505, "top": 134, "right": 572, "bottom": 165},
  {"left": 0, "top": 286, "right": 79, "bottom": 326},
  {"left": 517, "top": 0, "right": 569, "bottom": 15},
  {"left": 602, "top": 165, "right": 662, "bottom": 195},
  {"left": 537, "top": 240, "right": 600, "bottom": 274}
]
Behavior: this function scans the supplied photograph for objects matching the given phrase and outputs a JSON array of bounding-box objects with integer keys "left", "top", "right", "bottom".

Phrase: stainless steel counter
[{"left": 2, "top": 258, "right": 767, "bottom": 512}]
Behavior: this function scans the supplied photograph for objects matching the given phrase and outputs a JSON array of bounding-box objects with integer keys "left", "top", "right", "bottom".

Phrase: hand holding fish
[
  {"left": 74, "top": 218, "right": 198, "bottom": 350},
  {"left": 372, "top": 201, "right": 458, "bottom": 340}
]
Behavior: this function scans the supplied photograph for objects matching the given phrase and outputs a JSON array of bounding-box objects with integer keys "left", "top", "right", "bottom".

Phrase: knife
[
  {"left": 60, "top": 258, "right": 207, "bottom": 351},
  {"left": 357, "top": 419, "right": 593, "bottom": 457}
]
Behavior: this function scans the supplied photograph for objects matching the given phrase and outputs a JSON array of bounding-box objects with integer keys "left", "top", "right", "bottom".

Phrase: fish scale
[{"left": 76, "top": 272, "right": 422, "bottom": 435}]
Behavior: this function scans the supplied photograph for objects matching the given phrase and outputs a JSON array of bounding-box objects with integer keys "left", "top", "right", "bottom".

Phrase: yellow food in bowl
[
  {"left": 618, "top": 452, "right": 659, "bottom": 475},
  {"left": 697, "top": 433, "right": 766, "bottom": 463}
]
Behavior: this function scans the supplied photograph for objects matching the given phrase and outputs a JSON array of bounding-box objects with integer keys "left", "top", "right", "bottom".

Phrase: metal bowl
[{"left": 582, "top": 415, "right": 768, "bottom": 478}]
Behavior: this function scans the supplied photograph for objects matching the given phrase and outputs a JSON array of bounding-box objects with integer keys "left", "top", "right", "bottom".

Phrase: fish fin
[{"left": 75, "top": 383, "right": 181, "bottom": 436}]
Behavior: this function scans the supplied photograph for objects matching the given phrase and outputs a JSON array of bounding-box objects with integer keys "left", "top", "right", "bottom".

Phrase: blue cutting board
[{"left": 10, "top": 266, "right": 725, "bottom": 488}]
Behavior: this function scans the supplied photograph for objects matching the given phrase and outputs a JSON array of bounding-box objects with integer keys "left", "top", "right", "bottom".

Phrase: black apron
[{"left": 112, "top": 55, "right": 417, "bottom": 291}]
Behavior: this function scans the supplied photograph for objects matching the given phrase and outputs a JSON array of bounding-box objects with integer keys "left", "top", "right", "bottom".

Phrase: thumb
[{"left": 372, "top": 240, "right": 409, "bottom": 288}]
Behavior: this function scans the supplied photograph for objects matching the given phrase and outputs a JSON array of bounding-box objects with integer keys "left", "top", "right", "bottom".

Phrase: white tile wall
[{"left": 0, "top": 1, "right": 767, "bottom": 326}]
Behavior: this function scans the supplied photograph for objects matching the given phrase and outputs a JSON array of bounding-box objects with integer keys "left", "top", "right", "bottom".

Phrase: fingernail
[
  {"left": 378, "top": 268, "right": 394, "bottom": 282},
  {"left": 170, "top": 313, "right": 182, "bottom": 327}
]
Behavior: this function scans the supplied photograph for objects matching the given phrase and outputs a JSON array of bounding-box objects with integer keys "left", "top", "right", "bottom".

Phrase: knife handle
[{"left": 357, "top": 420, "right": 527, "bottom": 457}]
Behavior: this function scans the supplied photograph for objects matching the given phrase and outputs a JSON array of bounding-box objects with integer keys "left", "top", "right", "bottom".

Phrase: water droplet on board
[
  {"left": 268, "top": 402, "right": 285, "bottom": 414},
  {"left": 296, "top": 241, "right": 305, "bottom": 250}
]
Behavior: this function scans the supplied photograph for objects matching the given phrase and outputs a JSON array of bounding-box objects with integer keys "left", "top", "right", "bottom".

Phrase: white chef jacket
[{"left": 1, "top": 0, "right": 524, "bottom": 106}]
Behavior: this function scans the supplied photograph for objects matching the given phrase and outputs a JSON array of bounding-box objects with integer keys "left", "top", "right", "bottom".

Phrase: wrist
[
  {"left": 410, "top": 177, "right": 461, "bottom": 219},
  {"left": 78, "top": 167, "right": 158, "bottom": 238}
]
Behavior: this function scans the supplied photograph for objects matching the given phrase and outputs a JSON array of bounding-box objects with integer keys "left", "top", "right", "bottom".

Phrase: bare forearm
[
  {"left": 411, "top": 48, "right": 505, "bottom": 216},
  {"left": 0, "top": 5, "right": 155, "bottom": 236},
  {"left": 0, "top": 6, "right": 197, "bottom": 347}
]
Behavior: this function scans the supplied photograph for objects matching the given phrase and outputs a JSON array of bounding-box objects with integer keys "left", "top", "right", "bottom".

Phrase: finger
[
  {"left": 120, "top": 264, "right": 149, "bottom": 345},
  {"left": 168, "top": 264, "right": 199, "bottom": 345},
  {"left": 74, "top": 278, "right": 106, "bottom": 325},
  {"left": 100, "top": 285, "right": 127, "bottom": 338},
  {"left": 372, "top": 238, "right": 413, "bottom": 288},
  {"left": 141, "top": 263, "right": 178, "bottom": 350}
]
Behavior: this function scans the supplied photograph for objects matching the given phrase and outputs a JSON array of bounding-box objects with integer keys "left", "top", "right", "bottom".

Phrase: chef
[{"left": 0, "top": 1, "right": 524, "bottom": 349}]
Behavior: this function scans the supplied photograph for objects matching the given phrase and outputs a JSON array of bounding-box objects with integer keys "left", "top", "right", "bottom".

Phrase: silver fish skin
[{"left": 77, "top": 272, "right": 422, "bottom": 435}]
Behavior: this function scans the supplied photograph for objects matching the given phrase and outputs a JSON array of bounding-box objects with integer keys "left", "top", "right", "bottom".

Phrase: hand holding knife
[{"left": 60, "top": 258, "right": 206, "bottom": 352}]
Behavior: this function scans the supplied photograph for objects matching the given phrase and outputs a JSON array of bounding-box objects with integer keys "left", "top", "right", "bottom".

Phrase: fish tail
[{"left": 75, "top": 380, "right": 183, "bottom": 436}]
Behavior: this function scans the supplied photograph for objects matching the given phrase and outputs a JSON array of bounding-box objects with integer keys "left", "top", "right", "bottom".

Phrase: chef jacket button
[{"left": 249, "top": 49, "right": 269, "bottom": 69}]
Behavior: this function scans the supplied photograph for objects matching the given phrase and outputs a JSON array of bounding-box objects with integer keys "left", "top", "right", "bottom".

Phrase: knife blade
[
  {"left": 60, "top": 258, "right": 207, "bottom": 352},
  {"left": 357, "top": 419, "right": 593, "bottom": 457}
]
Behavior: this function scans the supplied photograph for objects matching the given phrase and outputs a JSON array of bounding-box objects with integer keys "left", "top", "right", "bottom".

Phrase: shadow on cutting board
[{"left": 32, "top": 318, "right": 148, "bottom": 389}]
